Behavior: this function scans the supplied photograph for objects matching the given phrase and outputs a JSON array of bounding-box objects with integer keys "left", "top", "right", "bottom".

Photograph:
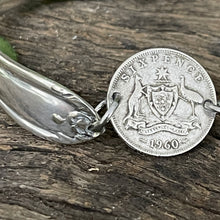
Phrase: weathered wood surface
[{"left": 0, "top": 0, "right": 219, "bottom": 219}]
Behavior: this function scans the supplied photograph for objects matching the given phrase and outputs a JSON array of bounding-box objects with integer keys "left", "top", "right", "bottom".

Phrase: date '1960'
[{"left": 148, "top": 139, "right": 180, "bottom": 150}]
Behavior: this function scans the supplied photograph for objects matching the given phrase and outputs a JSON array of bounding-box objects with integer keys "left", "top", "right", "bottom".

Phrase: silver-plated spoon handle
[{"left": 0, "top": 51, "right": 104, "bottom": 144}]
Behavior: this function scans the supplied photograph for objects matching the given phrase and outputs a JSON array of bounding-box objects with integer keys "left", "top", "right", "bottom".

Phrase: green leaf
[{"left": 0, "top": 37, "right": 17, "bottom": 61}]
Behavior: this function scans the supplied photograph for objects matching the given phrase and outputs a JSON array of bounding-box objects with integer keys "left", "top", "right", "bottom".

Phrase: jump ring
[
  {"left": 204, "top": 100, "right": 220, "bottom": 113},
  {"left": 89, "top": 92, "right": 121, "bottom": 132}
]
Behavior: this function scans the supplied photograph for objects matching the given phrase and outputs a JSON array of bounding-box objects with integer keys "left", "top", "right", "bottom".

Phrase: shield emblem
[{"left": 147, "top": 85, "right": 178, "bottom": 121}]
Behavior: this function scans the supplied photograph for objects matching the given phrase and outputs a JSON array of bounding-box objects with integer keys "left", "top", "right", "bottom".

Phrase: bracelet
[{"left": 0, "top": 48, "right": 219, "bottom": 156}]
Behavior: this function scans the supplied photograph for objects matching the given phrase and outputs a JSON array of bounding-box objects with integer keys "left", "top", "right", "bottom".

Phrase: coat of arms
[
  {"left": 147, "top": 84, "right": 178, "bottom": 121},
  {"left": 123, "top": 67, "right": 203, "bottom": 136}
]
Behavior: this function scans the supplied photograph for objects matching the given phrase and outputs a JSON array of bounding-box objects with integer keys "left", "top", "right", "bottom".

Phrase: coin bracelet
[{"left": 0, "top": 48, "right": 219, "bottom": 156}]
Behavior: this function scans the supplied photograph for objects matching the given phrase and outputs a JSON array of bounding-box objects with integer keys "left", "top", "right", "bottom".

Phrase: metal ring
[
  {"left": 95, "top": 99, "right": 107, "bottom": 112},
  {"left": 89, "top": 92, "right": 121, "bottom": 132},
  {"left": 204, "top": 100, "right": 220, "bottom": 113}
]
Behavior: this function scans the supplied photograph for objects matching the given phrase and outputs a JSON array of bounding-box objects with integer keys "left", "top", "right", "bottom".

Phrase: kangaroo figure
[{"left": 123, "top": 73, "right": 144, "bottom": 125}]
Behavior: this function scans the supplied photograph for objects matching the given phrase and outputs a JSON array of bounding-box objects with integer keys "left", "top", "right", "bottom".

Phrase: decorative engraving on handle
[{"left": 0, "top": 51, "right": 102, "bottom": 144}]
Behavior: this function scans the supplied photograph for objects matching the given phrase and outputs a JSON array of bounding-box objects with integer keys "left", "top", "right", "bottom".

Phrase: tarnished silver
[
  {"left": 107, "top": 48, "right": 218, "bottom": 156},
  {"left": 0, "top": 51, "right": 104, "bottom": 144},
  {"left": 0, "top": 48, "right": 219, "bottom": 156}
]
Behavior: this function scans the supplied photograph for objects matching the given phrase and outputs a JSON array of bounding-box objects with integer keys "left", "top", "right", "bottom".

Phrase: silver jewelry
[{"left": 0, "top": 48, "right": 219, "bottom": 156}]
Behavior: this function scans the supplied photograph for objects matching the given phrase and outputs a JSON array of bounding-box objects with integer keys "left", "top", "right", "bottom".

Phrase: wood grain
[{"left": 0, "top": 0, "right": 219, "bottom": 219}]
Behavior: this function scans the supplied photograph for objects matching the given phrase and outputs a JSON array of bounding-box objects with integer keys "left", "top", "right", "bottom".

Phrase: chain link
[
  {"left": 204, "top": 100, "right": 220, "bottom": 113},
  {"left": 89, "top": 92, "right": 121, "bottom": 132}
]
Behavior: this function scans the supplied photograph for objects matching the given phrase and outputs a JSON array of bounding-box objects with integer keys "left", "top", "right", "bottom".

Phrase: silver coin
[{"left": 107, "top": 48, "right": 217, "bottom": 156}]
